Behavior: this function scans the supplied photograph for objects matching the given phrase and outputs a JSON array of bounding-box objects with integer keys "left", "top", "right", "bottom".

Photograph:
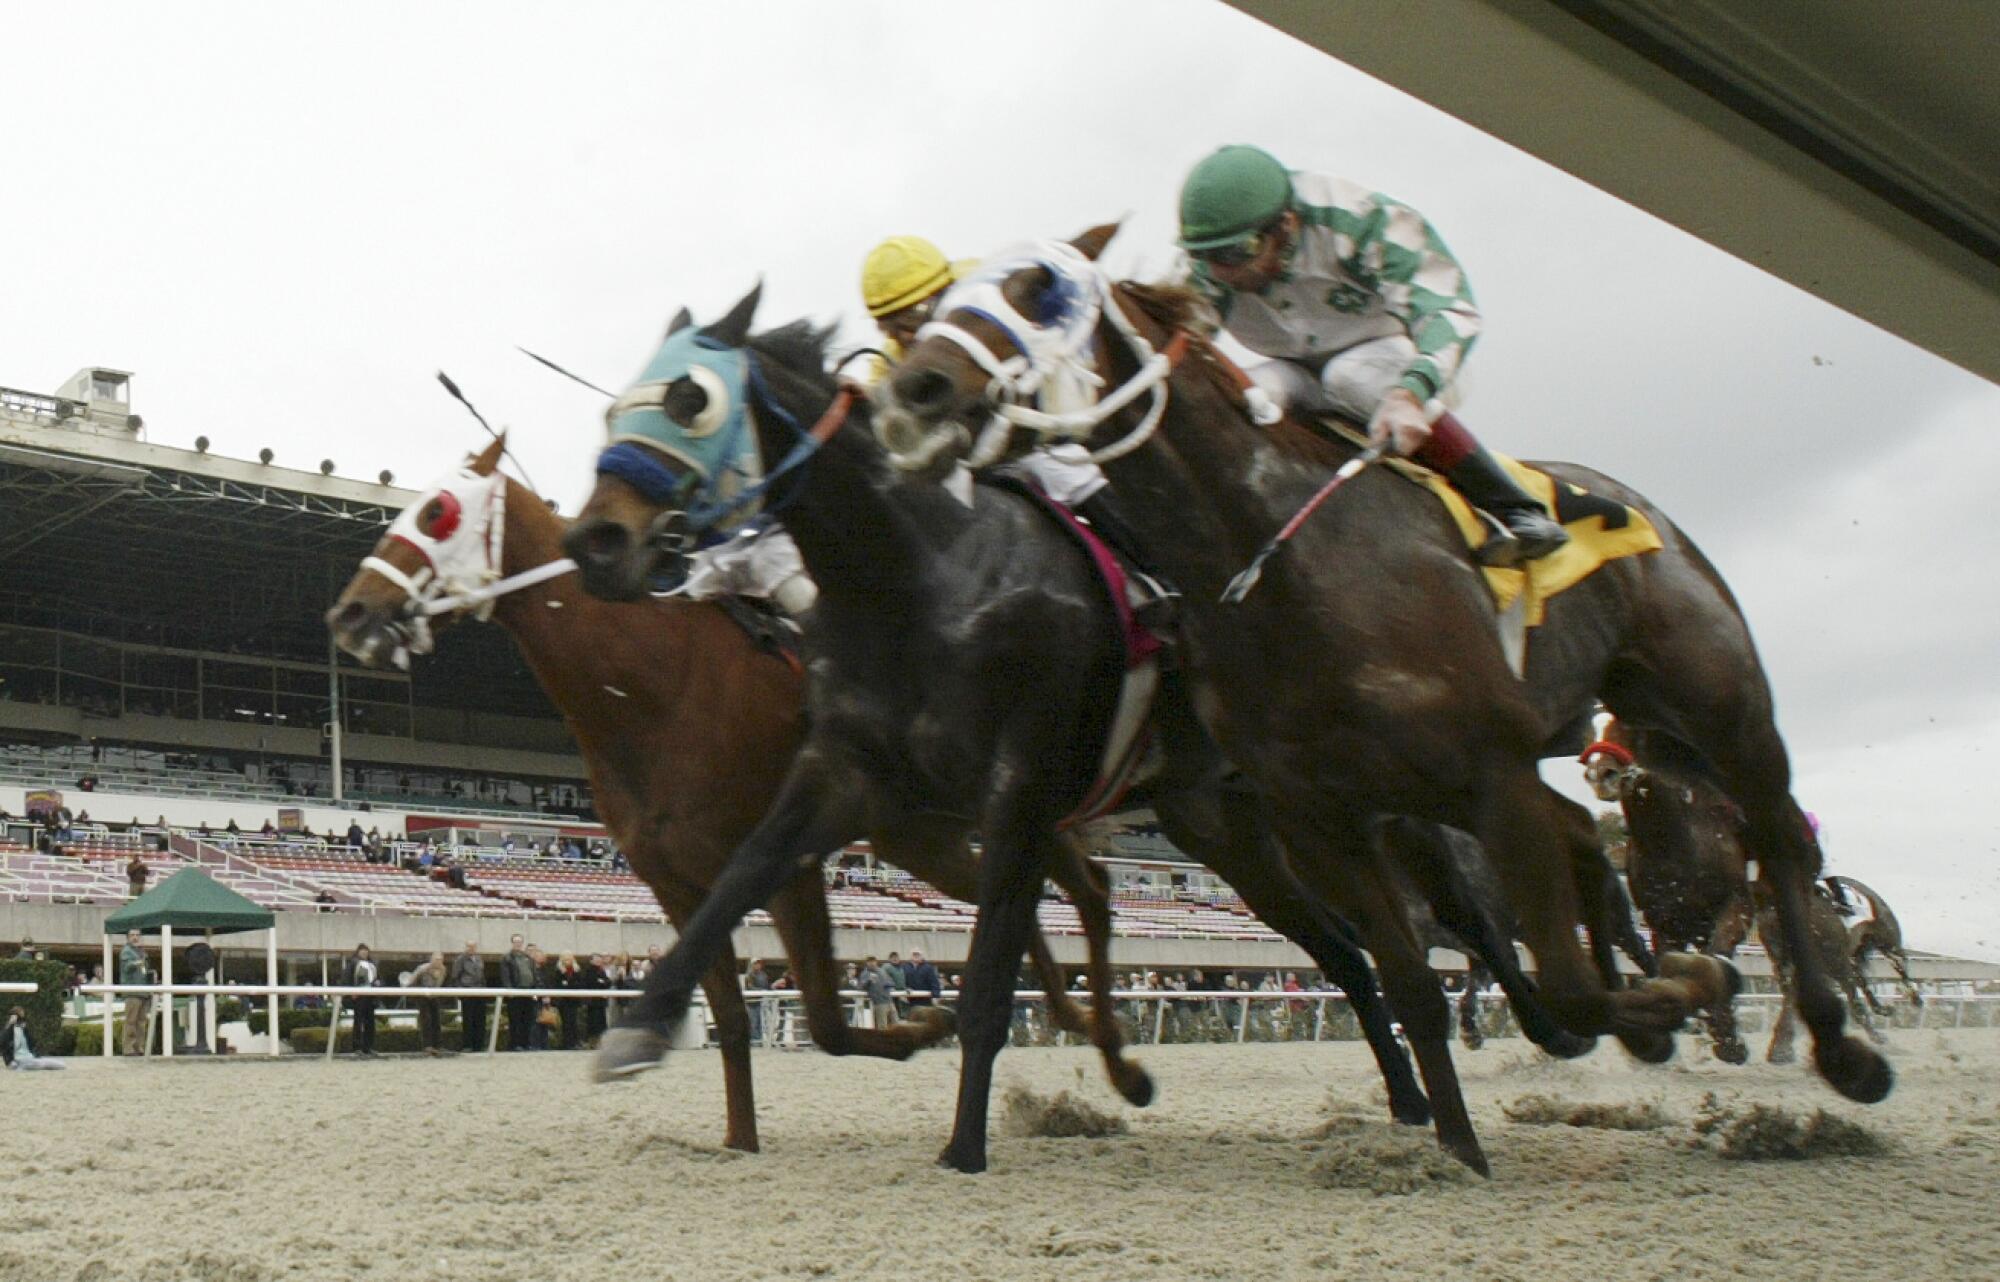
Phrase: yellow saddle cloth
[{"left": 1407, "top": 454, "right": 1663, "bottom": 626}]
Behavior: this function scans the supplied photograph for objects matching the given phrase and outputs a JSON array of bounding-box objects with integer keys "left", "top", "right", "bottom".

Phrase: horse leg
[
  {"left": 1887, "top": 945, "right": 1924, "bottom": 1009},
  {"left": 1379, "top": 815, "right": 1594, "bottom": 1060},
  {"left": 656, "top": 878, "right": 760, "bottom": 1152},
  {"left": 1155, "top": 785, "right": 1431, "bottom": 1129},
  {"left": 766, "top": 869, "right": 954, "bottom": 1060},
  {"left": 1608, "top": 647, "right": 1891, "bottom": 1101},
  {"left": 1695, "top": 890, "right": 1751, "bottom": 1065},
  {"left": 1767, "top": 967, "right": 1800, "bottom": 1064},
  {"left": 598, "top": 763, "right": 859, "bottom": 1081},
  {"left": 1473, "top": 768, "right": 1713, "bottom": 1050},
  {"left": 938, "top": 819, "right": 1056, "bottom": 1175},
  {"left": 1458, "top": 963, "right": 1486, "bottom": 1050},
  {"left": 1272, "top": 806, "right": 1485, "bottom": 1174},
  {"left": 1045, "top": 832, "right": 1153, "bottom": 1106}
]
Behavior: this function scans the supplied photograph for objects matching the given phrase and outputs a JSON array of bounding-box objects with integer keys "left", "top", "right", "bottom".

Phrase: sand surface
[{"left": 3, "top": 1028, "right": 1996, "bottom": 1281}]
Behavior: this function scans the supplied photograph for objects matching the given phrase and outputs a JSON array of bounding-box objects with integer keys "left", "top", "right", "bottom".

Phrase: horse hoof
[
  {"left": 1766, "top": 1045, "right": 1797, "bottom": 1066},
  {"left": 912, "top": 1006, "right": 957, "bottom": 1040},
  {"left": 1111, "top": 1060, "right": 1155, "bottom": 1108},
  {"left": 1659, "top": 952, "right": 1733, "bottom": 1008},
  {"left": 1460, "top": 1030, "right": 1485, "bottom": 1052},
  {"left": 1441, "top": 1134, "right": 1492, "bottom": 1178},
  {"left": 593, "top": 1027, "right": 673, "bottom": 1082},
  {"left": 1618, "top": 1030, "right": 1676, "bottom": 1065},
  {"left": 1538, "top": 1030, "right": 1597, "bottom": 1060},
  {"left": 1714, "top": 1039, "right": 1749, "bottom": 1066},
  {"left": 936, "top": 1145, "right": 987, "bottom": 1175},
  {"left": 1389, "top": 1092, "right": 1432, "bottom": 1129},
  {"left": 1815, "top": 1035, "right": 1893, "bottom": 1104}
]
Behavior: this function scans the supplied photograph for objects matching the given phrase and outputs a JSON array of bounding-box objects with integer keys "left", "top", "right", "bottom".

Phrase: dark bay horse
[
  {"left": 325, "top": 435, "right": 1125, "bottom": 1151},
  {"left": 560, "top": 288, "right": 1459, "bottom": 1174},
  {"left": 874, "top": 227, "right": 1891, "bottom": 1114}
]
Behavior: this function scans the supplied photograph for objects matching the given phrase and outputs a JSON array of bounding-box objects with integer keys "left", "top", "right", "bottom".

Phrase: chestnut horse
[
  {"left": 874, "top": 227, "right": 1890, "bottom": 1117},
  {"left": 326, "top": 435, "right": 1126, "bottom": 1151},
  {"left": 560, "top": 291, "right": 1462, "bottom": 1174}
]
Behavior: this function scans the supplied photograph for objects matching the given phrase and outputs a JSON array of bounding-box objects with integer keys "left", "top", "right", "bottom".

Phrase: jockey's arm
[{"left": 1339, "top": 194, "right": 1483, "bottom": 406}]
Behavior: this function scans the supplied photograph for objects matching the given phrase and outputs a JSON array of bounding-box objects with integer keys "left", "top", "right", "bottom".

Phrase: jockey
[
  {"left": 1177, "top": 145, "right": 1568, "bottom": 567},
  {"left": 862, "top": 236, "right": 1179, "bottom": 620}
]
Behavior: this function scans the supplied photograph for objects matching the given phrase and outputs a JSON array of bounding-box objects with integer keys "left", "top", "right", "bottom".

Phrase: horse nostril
[
  {"left": 566, "top": 519, "right": 630, "bottom": 568},
  {"left": 893, "top": 367, "right": 953, "bottom": 413}
]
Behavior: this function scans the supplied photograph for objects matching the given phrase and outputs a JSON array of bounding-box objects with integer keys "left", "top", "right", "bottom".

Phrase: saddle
[{"left": 1300, "top": 416, "right": 1663, "bottom": 628}]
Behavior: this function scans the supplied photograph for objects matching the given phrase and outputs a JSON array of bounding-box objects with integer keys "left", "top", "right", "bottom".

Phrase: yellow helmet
[{"left": 861, "top": 235, "right": 957, "bottom": 318}]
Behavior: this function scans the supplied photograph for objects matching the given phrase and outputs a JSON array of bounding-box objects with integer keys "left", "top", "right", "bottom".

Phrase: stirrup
[{"left": 1127, "top": 568, "right": 1180, "bottom": 632}]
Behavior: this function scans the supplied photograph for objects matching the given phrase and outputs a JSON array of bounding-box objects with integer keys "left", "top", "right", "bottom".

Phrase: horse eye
[
  {"left": 417, "top": 493, "right": 462, "bottom": 540},
  {"left": 663, "top": 378, "right": 709, "bottom": 427}
]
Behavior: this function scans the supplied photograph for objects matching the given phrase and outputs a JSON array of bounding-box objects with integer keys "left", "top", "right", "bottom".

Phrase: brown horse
[
  {"left": 1583, "top": 725, "right": 1754, "bottom": 1062},
  {"left": 1755, "top": 878, "right": 1908, "bottom": 1061},
  {"left": 325, "top": 436, "right": 1130, "bottom": 1151},
  {"left": 1829, "top": 875, "right": 1924, "bottom": 1010},
  {"left": 875, "top": 226, "right": 1889, "bottom": 1116}
]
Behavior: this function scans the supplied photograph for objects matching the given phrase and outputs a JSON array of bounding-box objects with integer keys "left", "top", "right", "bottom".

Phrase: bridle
[
  {"left": 893, "top": 242, "right": 1185, "bottom": 470},
  {"left": 357, "top": 464, "right": 576, "bottom": 667}
]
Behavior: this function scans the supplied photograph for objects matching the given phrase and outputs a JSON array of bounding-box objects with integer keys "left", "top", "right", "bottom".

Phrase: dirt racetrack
[{"left": 3, "top": 1027, "right": 1995, "bottom": 1281}]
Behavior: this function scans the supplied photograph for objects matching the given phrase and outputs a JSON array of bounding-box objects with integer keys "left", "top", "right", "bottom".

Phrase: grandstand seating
[{"left": 1, "top": 819, "right": 1289, "bottom": 943}]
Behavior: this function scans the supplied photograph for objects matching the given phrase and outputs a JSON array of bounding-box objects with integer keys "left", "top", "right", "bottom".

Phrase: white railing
[{"left": 70, "top": 982, "right": 2000, "bottom": 1065}]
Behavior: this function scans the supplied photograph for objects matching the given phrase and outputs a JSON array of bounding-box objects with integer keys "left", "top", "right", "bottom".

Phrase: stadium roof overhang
[
  {"left": 1229, "top": 0, "right": 2000, "bottom": 385},
  {"left": 0, "top": 415, "right": 554, "bottom": 719}
]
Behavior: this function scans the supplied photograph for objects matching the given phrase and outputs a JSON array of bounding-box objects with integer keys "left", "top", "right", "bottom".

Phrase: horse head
[
  {"left": 873, "top": 223, "right": 1146, "bottom": 476},
  {"left": 327, "top": 435, "right": 518, "bottom": 670},
  {"left": 565, "top": 284, "right": 845, "bottom": 602},
  {"left": 1579, "top": 738, "right": 1640, "bottom": 803}
]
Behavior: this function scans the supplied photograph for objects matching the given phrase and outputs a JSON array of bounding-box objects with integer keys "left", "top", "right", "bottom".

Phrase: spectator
[
  {"left": 224, "top": 818, "right": 241, "bottom": 836},
  {"left": 553, "top": 953, "right": 584, "bottom": 1049},
  {"left": 527, "top": 947, "right": 556, "bottom": 1050},
  {"left": 903, "top": 950, "right": 941, "bottom": 1010},
  {"left": 501, "top": 934, "right": 536, "bottom": 1052},
  {"left": 3, "top": 1006, "right": 66, "bottom": 1071},
  {"left": 409, "top": 950, "right": 448, "bottom": 1056},
  {"left": 118, "top": 930, "right": 151, "bottom": 1057},
  {"left": 260, "top": 820, "right": 277, "bottom": 838},
  {"left": 882, "top": 952, "right": 908, "bottom": 1019},
  {"left": 126, "top": 854, "right": 149, "bottom": 899},
  {"left": 581, "top": 954, "right": 612, "bottom": 1046},
  {"left": 313, "top": 890, "right": 337, "bottom": 912},
  {"left": 344, "top": 944, "right": 379, "bottom": 1058},
  {"left": 449, "top": 941, "right": 486, "bottom": 1052},
  {"left": 345, "top": 821, "right": 365, "bottom": 852},
  {"left": 605, "top": 953, "right": 632, "bottom": 1024},
  {"left": 860, "top": 956, "right": 897, "bottom": 1030}
]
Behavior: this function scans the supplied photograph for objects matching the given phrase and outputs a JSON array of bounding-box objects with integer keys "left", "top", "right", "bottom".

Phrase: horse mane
[
  {"left": 748, "top": 319, "right": 837, "bottom": 383},
  {"left": 1114, "top": 280, "right": 1358, "bottom": 472}
]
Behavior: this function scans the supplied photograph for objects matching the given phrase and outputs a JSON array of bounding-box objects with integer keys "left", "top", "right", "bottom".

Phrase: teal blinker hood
[{"left": 604, "top": 328, "right": 762, "bottom": 522}]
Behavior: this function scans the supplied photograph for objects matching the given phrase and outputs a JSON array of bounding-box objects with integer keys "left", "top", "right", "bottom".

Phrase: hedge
[
  {"left": 247, "top": 1007, "right": 334, "bottom": 1037},
  {"left": 0, "top": 959, "right": 72, "bottom": 1057},
  {"left": 289, "top": 1025, "right": 462, "bottom": 1055}
]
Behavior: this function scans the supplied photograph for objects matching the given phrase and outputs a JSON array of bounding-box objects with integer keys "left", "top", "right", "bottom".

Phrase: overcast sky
[{"left": 4, "top": 2, "right": 1995, "bottom": 961}]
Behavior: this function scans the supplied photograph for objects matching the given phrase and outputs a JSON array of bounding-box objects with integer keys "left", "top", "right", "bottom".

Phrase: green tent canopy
[{"left": 104, "top": 867, "right": 275, "bottom": 936}]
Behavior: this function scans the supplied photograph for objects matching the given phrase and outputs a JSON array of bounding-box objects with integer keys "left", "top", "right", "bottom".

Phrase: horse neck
[
  {"left": 488, "top": 481, "right": 695, "bottom": 719},
  {"left": 750, "top": 367, "right": 932, "bottom": 612}
]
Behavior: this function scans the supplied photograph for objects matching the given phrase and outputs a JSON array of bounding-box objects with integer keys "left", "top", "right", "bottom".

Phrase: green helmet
[{"left": 1178, "top": 145, "right": 1293, "bottom": 251}]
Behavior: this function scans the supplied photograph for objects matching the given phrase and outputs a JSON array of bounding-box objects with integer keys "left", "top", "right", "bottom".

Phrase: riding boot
[
  {"left": 1413, "top": 412, "right": 1569, "bottom": 568},
  {"left": 1074, "top": 489, "right": 1180, "bottom": 631}
]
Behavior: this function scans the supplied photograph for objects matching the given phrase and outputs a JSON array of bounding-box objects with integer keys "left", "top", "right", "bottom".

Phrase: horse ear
[
  {"left": 664, "top": 307, "right": 694, "bottom": 339},
  {"left": 1069, "top": 221, "right": 1122, "bottom": 262},
  {"left": 701, "top": 281, "right": 763, "bottom": 348},
  {"left": 469, "top": 433, "right": 506, "bottom": 476}
]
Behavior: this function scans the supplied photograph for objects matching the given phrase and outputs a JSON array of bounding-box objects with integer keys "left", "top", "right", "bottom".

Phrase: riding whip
[{"left": 1220, "top": 442, "right": 1387, "bottom": 605}]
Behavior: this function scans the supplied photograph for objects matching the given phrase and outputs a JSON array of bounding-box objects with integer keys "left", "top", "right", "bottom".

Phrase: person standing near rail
[
  {"left": 344, "top": 944, "right": 379, "bottom": 1058},
  {"left": 501, "top": 934, "right": 536, "bottom": 1052},
  {"left": 118, "top": 929, "right": 151, "bottom": 1057},
  {"left": 410, "top": 950, "right": 448, "bottom": 1057},
  {"left": 449, "top": 940, "right": 486, "bottom": 1052}
]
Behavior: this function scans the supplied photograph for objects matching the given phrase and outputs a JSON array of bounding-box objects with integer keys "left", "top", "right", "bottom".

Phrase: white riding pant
[
  {"left": 680, "top": 524, "right": 818, "bottom": 615},
  {"left": 1010, "top": 442, "right": 1108, "bottom": 506},
  {"left": 1246, "top": 334, "right": 1459, "bottom": 422}
]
